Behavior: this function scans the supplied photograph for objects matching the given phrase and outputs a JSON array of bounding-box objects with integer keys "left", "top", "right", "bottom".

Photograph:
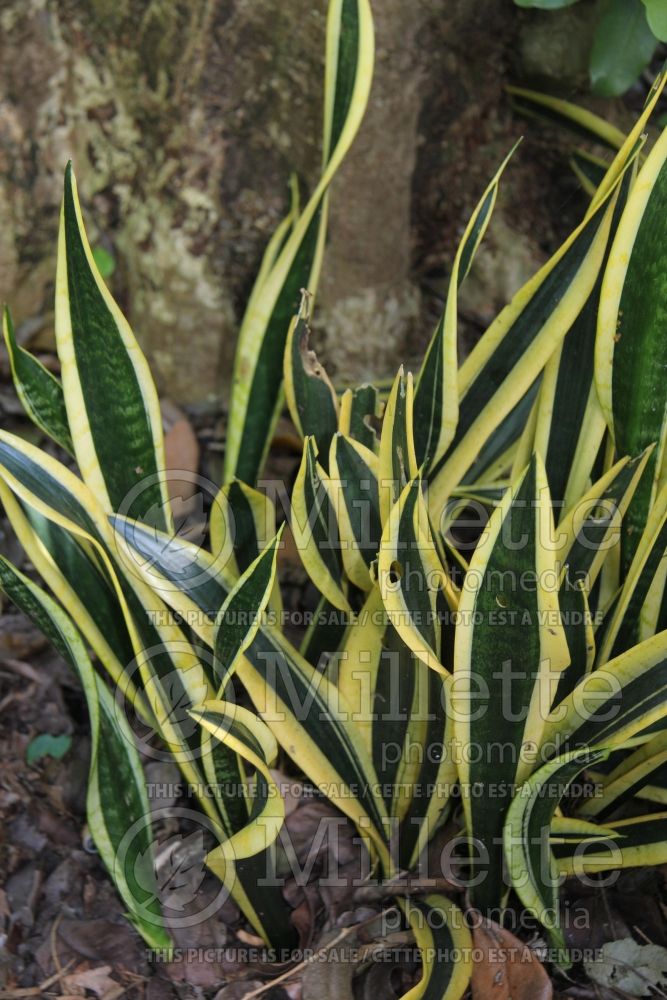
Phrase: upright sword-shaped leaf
[
  {"left": 224, "top": 0, "right": 374, "bottom": 485},
  {"left": 596, "top": 124, "right": 667, "bottom": 574},
  {"left": 453, "top": 456, "right": 569, "bottom": 915},
  {"left": 55, "top": 164, "right": 172, "bottom": 532}
]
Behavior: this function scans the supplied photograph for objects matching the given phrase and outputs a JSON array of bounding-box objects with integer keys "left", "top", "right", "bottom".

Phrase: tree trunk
[{"left": 0, "top": 0, "right": 614, "bottom": 406}]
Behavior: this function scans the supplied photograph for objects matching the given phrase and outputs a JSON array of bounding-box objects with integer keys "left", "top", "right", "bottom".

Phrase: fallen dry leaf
[
  {"left": 62, "top": 963, "right": 119, "bottom": 998},
  {"left": 0, "top": 615, "right": 48, "bottom": 659},
  {"left": 281, "top": 882, "right": 321, "bottom": 952},
  {"left": 585, "top": 938, "right": 667, "bottom": 996},
  {"left": 279, "top": 799, "right": 363, "bottom": 926},
  {"left": 301, "top": 928, "right": 358, "bottom": 1000},
  {"left": 470, "top": 917, "right": 552, "bottom": 1000},
  {"left": 213, "top": 980, "right": 265, "bottom": 1000},
  {"left": 54, "top": 918, "right": 143, "bottom": 974},
  {"left": 163, "top": 879, "right": 238, "bottom": 987},
  {"left": 162, "top": 400, "right": 200, "bottom": 501}
]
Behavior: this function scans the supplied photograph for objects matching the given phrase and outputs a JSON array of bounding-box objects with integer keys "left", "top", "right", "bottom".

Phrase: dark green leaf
[
  {"left": 644, "top": 0, "right": 667, "bottom": 40},
  {"left": 590, "top": 0, "right": 657, "bottom": 97}
]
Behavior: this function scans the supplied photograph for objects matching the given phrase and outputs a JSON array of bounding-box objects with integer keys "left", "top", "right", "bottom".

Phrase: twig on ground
[{"left": 0, "top": 959, "right": 75, "bottom": 998}]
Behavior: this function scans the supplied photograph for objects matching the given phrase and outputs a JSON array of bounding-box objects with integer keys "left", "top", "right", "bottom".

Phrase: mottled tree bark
[{"left": 0, "top": 0, "right": 615, "bottom": 405}]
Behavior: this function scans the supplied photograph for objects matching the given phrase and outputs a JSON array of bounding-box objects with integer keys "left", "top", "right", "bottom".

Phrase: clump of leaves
[{"left": 2, "top": 1, "right": 667, "bottom": 997}]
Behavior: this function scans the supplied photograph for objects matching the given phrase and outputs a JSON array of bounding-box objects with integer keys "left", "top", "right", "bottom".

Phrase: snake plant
[{"left": 2, "top": 2, "right": 667, "bottom": 997}]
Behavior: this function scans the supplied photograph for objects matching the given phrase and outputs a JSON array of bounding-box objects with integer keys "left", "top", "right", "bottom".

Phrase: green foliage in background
[
  {"left": 514, "top": 0, "right": 667, "bottom": 97},
  {"left": 3, "top": 1, "right": 667, "bottom": 996},
  {"left": 26, "top": 732, "right": 72, "bottom": 764}
]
